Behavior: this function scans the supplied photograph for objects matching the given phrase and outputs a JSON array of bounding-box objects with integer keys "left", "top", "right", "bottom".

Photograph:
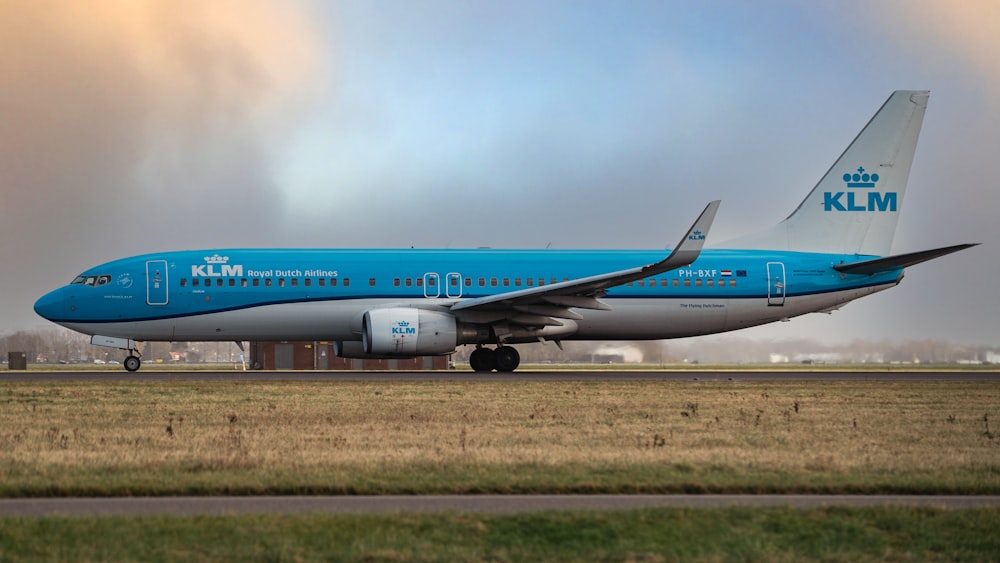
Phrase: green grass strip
[{"left": 1, "top": 507, "right": 999, "bottom": 562}]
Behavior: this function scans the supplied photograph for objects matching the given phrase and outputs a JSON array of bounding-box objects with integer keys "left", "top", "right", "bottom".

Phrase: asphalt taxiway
[{"left": 3, "top": 369, "right": 998, "bottom": 382}]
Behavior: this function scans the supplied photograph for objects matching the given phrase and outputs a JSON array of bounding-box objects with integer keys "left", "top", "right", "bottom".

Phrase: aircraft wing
[
  {"left": 833, "top": 243, "right": 978, "bottom": 276},
  {"left": 449, "top": 201, "right": 720, "bottom": 325}
]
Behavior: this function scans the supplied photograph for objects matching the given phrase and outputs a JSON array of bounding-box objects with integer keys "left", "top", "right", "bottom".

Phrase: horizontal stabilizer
[{"left": 833, "top": 243, "right": 978, "bottom": 275}]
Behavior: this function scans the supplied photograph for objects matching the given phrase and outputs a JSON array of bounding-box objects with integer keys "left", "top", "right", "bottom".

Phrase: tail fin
[{"left": 723, "top": 90, "right": 929, "bottom": 256}]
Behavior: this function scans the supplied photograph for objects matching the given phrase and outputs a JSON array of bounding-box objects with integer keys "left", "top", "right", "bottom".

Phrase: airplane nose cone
[{"left": 34, "top": 288, "right": 67, "bottom": 321}]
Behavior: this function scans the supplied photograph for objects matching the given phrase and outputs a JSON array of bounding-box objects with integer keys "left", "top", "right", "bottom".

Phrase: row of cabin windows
[
  {"left": 627, "top": 278, "right": 738, "bottom": 288},
  {"left": 393, "top": 277, "right": 570, "bottom": 288},
  {"left": 178, "top": 276, "right": 738, "bottom": 290},
  {"left": 180, "top": 277, "right": 351, "bottom": 288}
]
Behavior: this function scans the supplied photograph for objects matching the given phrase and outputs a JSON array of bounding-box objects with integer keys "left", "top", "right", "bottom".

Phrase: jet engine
[{"left": 361, "top": 308, "right": 460, "bottom": 356}]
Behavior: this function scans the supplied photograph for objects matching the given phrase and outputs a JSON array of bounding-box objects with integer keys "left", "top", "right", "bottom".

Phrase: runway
[
  {"left": 3, "top": 369, "right": 999, "bottom": 382},
  {"left": 2, "top": 495, "right": 999, "bottom": 517}
]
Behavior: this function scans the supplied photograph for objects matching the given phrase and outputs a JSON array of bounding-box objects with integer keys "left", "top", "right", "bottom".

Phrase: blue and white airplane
[{"left": 35, "top": 91, "right": 976, "bottom": 372}]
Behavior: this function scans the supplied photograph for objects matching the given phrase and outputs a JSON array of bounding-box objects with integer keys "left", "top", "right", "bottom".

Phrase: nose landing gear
[{"left": 123, "top": 355, "right": 142, "bottom": 372}]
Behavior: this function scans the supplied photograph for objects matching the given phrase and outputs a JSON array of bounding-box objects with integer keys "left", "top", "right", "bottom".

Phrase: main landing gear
[{"left": 469, "top": 345, "right": 520, "bottom": 373}]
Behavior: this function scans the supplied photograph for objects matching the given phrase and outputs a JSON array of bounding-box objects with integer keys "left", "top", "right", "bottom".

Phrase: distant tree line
[{"left": 2, "top": 327, "right": 996, "bottom": 365}]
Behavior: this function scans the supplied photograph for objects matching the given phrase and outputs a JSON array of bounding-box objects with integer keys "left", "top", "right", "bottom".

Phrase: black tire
[
  {"left": 123, "top": 355, "right": 141, "bottom": 372},
  {"left": 494, "top": 346, "right": 520, "bottom": 372},
  {"left": 469, "top": 348, "right": 496, "bottom": 372}
]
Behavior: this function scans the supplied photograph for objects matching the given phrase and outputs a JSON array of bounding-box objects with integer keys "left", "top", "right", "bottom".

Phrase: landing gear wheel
[
  {"left": 123, "top": 355, "right": 141, "bottom": 372},
  {"left": 495, "top": 346, "right": 520, "bottom": 372},
  {"left": 469, "top": 348, "right": 496, "bottom": 372}
]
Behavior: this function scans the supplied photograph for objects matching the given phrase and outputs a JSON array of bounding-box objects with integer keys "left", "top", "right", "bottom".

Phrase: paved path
[{"left": 2, "top": 495, "right": 999, "bottom": 516}]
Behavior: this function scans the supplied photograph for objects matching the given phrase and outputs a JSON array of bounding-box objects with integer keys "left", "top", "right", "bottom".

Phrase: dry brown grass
[{"left": 1, "top": 380, "right": 998, "bottom": 495}]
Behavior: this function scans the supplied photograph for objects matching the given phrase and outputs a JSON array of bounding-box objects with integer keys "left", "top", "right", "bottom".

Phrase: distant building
[{"left": 249, "top": 341, "right": 451, "bottom": 370}]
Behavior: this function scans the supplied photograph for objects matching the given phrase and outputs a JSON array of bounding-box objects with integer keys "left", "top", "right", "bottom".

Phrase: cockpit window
[{"left": 71, "top": 274, "right": 113, "bottom": 287}]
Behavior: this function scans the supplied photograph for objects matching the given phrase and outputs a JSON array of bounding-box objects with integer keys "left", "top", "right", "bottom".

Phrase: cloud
[
  {"left": 0, "top": 0, "right": 323, "bottom": 330},
  {"left": 871, "top": 0, "right": 1000, "bottom": 107}
]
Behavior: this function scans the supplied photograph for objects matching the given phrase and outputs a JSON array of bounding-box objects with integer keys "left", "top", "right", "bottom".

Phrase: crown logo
[
  {"left": 397, "top": 321, "right": 410, "bottom": 327},
  {"left": 204, "top": 254, "right": 229, "bottom": 264},
  {"left": 842, "top": 166, "right": 879, "bottom": 188}
]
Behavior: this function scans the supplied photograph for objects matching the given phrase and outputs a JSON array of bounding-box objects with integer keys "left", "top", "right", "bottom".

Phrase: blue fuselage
[{"left": 34, "top": 247, "right": 901, "bottom": 343}]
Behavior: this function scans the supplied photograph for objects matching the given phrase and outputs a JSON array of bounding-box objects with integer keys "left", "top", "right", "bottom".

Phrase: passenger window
[
  {"left": 253, "top": 279, "right": 260, "bottom": 287},
  {"left": 707, "top": 279, "right": 714, "bottom": 287},
  {"left": 318, "top": 278, "right": 325, "bottom": 287},
  {"left": 241, "top": 279, "right": 248, "bottom": 287},
  {"left": 515, "top": 278, "right": 522, "bottom": 287},
  {"left": 730, "top": 279, "right": 737, "bottom": 287},
  {"left": 265, "top": 279, "right": 272, "bottom": 287},
  {"left": 502, "top": 278, "right": 509, "bottom": 287},
  {"left": 291, "top": 278, "right": 298, "bottom": 287},
  {"left": 478, "top": 277, "right": 485, "bottom": 287},
  {"left": 180, "top": 278, "right": 187, "bottom": 287},
  {"left": 684, "top": 279, "right": 690, "bottom": 287},
  {"left": 369, "top": 278, "right": 376, "bottom": 287},
  {"left": 637, "top": 280, "right": 644, "bottom": 287},
  {"left": 216, "top": 278, "right": 224, "bottom": 287},
  {"left": 464, "top": 277, "right": 472, "bottom": 287},
  {"left": 278, "top": 278, "right": 285, "bottom": 287},
  {"left": 673, "top": 279, "right": 679, "bottom": 288},
  {"left": 229, "top": 278, "right": 235, "bottom": 287},
  {"left": 304, "top": 278, "right": 311, "bottom": 287},
  {"left": 343, "top": 278, "right": 350, "bottom": 287},
  {"left": 405, "top": 278, "right": 412, "bottom": 287},
  {"left": 394, "top": 278, "right": 401, "bottom": 287},
  {"left": 192, "top": 278, "right": 200, "bottom": 287},
  {"left": 416, "top": 278, "right": 423, "bottom": 287},
  {"left": 527, "top": 278, "right": 534, "bottom": 287},
  {"left": 695, "top": 279, "right": 702, "bottom": 287}
]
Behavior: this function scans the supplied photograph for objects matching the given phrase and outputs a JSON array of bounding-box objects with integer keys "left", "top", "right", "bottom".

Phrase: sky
[{"left": 1, "top": 0, "right": 998, "bottom": 346}]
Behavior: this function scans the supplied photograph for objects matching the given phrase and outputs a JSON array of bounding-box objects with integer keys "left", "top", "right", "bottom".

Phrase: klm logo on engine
[
  {"left": 824, "top": 166, "right": 897, "bottom": 212},
  {"left": 191, "top": 254, "right": 244, "bottom": 277},
  {"left": 392, "top": 321, "right": 416, "bottom": 335}
]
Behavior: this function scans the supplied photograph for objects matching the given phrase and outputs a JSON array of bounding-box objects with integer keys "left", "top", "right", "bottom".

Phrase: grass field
[
  {"left": 2, "top": 379, "right": 998, "bottom": 496},
  {"left": 2, "top": 506, "right": 1000, "bottom": 561}
]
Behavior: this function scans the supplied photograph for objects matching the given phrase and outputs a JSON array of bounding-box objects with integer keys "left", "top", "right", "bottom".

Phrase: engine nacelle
[{"left": 362, "top": 308, "right": 458, "bottom": 356}]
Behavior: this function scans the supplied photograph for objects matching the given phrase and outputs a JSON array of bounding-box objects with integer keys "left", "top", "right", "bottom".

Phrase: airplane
[{"left": 34, "top": 90, "right": 977, "bottom": 372}]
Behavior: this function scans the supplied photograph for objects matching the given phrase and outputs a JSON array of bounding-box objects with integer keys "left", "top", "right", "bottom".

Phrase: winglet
[{"left": 646, "top": 200, "right": 720, "bottom": 274}]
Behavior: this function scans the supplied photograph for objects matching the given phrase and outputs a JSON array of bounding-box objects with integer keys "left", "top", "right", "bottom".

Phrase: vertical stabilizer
[{"left": 723, "top": 90, "right": 929, "bottom": 256}]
